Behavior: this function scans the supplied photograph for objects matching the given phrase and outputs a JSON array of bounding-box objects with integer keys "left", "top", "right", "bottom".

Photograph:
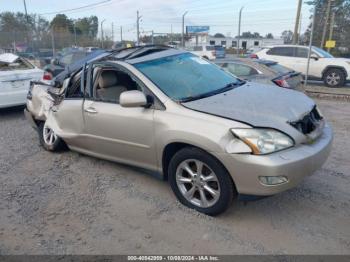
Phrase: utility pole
[
  {"left": 298, "top": 13, "right": 302, "bottom": 44},
  {"left": 51, "top": 28, "right": 55, "bottom": 57},
  {"left": 101, "top": 19, "right": 106, "bottom": 48},
  {"left": 293, "top": 0, "right": 302, "bottom": 44},
  {"left": 136, "top": 11, "right": 142, "bottom": 45},
  {"left": 111, "top": 22, "right": 114, "bottom": 42},
  {"left": 73, "top": 21, "right": 77, "bottom": 46},
  {"left": 305, "top": 4, "right": 317, "bottom": 88},
  {"left": 237, "top": 6, "right": 244, "bottom": 56},
  {"left": 170, "top": 24, "right": 173, "bottom": 42},
  {"left": 23, "top": 0, "right": 29, "bottom": 22},
  {"left": 321, "top": 0, "right": 333, "bottom": 49},
  {"left": 182, "top": 11, "right": 188, "bottom": 47},
  {"left": 120, "top": 26, "right": 123, "bottom": 42},
  {"left": 327, "top": 11, "right": 335, "bottom": 52}
]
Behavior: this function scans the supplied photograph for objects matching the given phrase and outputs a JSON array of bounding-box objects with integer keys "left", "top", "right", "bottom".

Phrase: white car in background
[
  {"left": 0, "top": 53, "right": 43, "bottom": 108},
  {"left": 255, "top": 45, "right": 350, "bottom": 87},
  {"left": 186, "top": 45, "right": 217, "bottom": 60}
]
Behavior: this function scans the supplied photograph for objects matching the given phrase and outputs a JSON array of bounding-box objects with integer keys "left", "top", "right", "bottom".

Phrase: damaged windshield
[{"left": 134, "top": 53, "right": 243, "bottom": 101}]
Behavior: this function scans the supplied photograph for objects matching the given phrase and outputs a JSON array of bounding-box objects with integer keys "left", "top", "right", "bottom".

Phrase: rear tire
[
  {"left": 323, "top": 68, "right": 346, "bottom": 87},
  {"left": 168, "top": 147, "right": 236, "bottom": 216},
  {"left": 38, "top": 121, "right": 65, "bottom": 151}
]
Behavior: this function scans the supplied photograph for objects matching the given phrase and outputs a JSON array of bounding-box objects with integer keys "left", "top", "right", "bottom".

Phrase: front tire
[
  {"left": 168, "top": 147, "right": 236, "bottom": 216},
  {"left": 38, "top": 121, "right": 65, "bottom": 151},
  {"left": 323, "top": 68, "right": 346, "bottom": 87}
]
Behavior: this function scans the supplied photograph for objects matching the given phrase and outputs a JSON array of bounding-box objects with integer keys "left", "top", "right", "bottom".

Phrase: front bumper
[{"left": 217, "top": 124, "right": 333, "bottom": 196}]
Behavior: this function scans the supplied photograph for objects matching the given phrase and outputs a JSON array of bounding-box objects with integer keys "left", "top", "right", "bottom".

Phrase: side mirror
[
  {"left": 310, "top": 55, "right": 319, "bottom": 61},
  {"left": 120, "top": 90, "right": 148, "bottom": 108}
]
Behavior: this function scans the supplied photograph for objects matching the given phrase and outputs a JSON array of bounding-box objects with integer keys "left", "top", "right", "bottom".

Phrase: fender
[{"left": 322, "top": 66, "right": 348, "bottom": 78}]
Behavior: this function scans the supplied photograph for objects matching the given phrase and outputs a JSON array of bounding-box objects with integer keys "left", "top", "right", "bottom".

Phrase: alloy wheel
[
  {"left": 176, "top": 159, "right": 220, "bottom": 208},
  {"left": 43, "top": 123, "right": 57, "bottom": 146},
  {"left": 326, "top": 72, "right": 340, "bottom": 86}
]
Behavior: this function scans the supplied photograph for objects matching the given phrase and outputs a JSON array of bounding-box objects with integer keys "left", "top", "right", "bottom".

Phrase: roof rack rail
[{"left": 109, "top": 44, "right": 174, "bottom": 60}]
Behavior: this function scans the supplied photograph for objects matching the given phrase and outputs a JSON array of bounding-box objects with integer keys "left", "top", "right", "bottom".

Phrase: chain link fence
[{"left": 0, "top": 27, "right": 115, "bottom": 68}]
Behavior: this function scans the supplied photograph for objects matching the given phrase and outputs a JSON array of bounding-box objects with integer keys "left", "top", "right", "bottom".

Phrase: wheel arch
[
  {"left": 161, "top": 142, "right": 237, "bottom": 192},
  {"left": 322, "top": 66, "right": 348, "bottom": 79}
]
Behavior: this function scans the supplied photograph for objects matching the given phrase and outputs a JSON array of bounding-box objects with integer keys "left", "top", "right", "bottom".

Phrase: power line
[{"left": 39, "top": 0, "right": 113, "bottom": 15}]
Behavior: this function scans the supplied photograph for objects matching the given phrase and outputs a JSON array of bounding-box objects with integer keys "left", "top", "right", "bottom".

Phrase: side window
[
  {"left": 66, "top": 71, "right": 83, "bottom": 98},
  {"left": 267, "top": 47, "right": 295, "bottom": 57},
  {"left": 193, "top": 46, "right": 203, "bottom": 51},
  {"left": 0, "top": 58, "right": 33, "bottom": 71},
  {"left": 311, "top": 51, "right": 320, "bottom": 58},
  {"left": 295, "top": 47, "right": 308, "bottom": 58},
  {"left": 93, "top": 67, "right": 141, "bottom": 103},
  {"left": 226, "top": 63, "right": 259, "bottom": 77}
]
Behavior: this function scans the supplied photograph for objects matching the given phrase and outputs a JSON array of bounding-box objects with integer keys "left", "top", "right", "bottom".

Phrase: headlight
[{"left": 231, "top": 128, "right": 294, "bottom": 155}]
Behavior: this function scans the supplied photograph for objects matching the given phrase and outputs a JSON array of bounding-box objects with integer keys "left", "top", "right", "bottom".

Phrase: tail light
[
  {"left": 43, "top": 71, "right": 53, "bottom": 81},
  {"left": 250, "top": 54, "right": 259, "bottom": 59},
  {"left": 27, "top": 81, "right": 34, "bottom": 100},
  {"left": 274, "top": 78, "right": 290, "bottom": 88}
]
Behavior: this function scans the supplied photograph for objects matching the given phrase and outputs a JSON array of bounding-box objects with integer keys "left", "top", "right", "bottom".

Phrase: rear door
[
  {"left": 264, "top": 47, "right": 297, "bottom": 70},
  {"left": 49, "top": 69, "right": 86, "bottom": 148}
]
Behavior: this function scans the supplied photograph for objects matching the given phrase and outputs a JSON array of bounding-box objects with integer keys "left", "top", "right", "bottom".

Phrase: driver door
[{"left": 82, "top": 64, "right": 157, "bottom": 171}]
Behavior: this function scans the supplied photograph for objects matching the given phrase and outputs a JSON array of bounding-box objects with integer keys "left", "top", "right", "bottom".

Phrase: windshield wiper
[{"left": 180, "top": 81, "right": 245, "bottom": 103}]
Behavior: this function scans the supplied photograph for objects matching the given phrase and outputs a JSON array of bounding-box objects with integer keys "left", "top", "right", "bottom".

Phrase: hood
[
  {"left": 182, "top": 82, "right": 315, "bottom": 142},
  {"left": 332, "top": 57, "right": 350, "bottom": 62}
]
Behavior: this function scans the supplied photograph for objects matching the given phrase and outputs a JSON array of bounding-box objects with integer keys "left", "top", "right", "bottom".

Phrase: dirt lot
[{"left": 0, "top": 98, "right": 349, "bottom": 255}]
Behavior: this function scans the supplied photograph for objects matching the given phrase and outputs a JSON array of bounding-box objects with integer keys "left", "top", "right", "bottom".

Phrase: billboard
[{"left": 186, "top": 26, "right": 210, "bottom": 34}]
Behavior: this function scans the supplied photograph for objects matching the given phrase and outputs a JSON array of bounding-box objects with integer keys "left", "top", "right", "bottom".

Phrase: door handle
[{"left": 84, "top": 107, "right": 98, "bottom": 114}]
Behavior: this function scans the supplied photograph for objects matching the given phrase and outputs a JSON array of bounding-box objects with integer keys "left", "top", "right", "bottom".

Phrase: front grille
[{"left": 290, "top": 107, "right": 323, "bottom": 135}]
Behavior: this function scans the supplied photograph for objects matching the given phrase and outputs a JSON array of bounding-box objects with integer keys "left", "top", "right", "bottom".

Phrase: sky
[{"left": 2, "top": 0, "right": 312, "bottom": 41}]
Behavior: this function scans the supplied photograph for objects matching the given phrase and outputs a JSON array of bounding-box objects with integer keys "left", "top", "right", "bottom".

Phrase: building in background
[{"left": 186, "top": 35, "right": 284, "bottom": 50}]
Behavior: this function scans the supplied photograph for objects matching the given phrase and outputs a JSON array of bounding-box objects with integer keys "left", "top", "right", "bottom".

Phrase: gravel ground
[{"left": 0, "top": 98, "right": 349, "bottom": 255}]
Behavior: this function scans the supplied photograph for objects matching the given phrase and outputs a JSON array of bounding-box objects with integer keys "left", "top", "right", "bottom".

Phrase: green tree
[
  {"left": 240, "top": 31, "right": 262, "bottom": 38},
  {"left": 50, "top": 14, "right": 73, "bottom": 33},
  {"left": 214, "top": 33, "right": 225, "bottom": 38},
  {"left": 305, "top": 0, "right": 350, "bottom": 54},
  {"left": 265, "top": 33, "right": 274, "bottom": 39}
]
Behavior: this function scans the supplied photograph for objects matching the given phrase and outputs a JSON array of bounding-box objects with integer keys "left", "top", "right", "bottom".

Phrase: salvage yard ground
[{"left": 0, "top": 97, "right": 349, "bottom": 255}]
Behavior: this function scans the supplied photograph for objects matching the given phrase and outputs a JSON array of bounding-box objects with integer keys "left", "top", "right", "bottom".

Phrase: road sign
[
  {"left": 325, "top": 40, "right": 336, "bottom": 48},
  {"left": 186, "top": 26, "right": 210, "bottom": 34}
]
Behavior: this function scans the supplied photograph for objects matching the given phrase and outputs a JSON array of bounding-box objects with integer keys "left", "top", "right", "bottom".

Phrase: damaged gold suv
[{"left": 25, "top": 46, "right": 332, "bottom": 215}]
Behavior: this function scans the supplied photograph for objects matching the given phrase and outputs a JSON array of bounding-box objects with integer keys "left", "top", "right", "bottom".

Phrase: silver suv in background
[
  {"left": 255, "top": 45, "right": 350, "bottom": 87},
  {"left": 25, "top": 46, "right": 332, "bottom": 215}
]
